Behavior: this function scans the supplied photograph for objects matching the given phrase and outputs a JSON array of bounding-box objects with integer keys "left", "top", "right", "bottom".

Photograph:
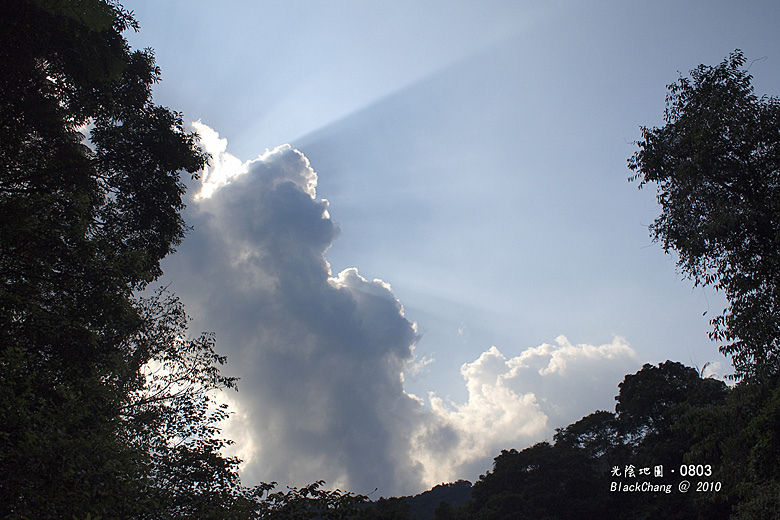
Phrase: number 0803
[{"left": 679, "top": 464, "right": 712, "bottom": 477}]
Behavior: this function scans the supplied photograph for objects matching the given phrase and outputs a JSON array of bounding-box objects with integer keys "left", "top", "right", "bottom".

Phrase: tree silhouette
[
  {"left": 629, "top": 50, "right": 780, "bottom": 382},
  {"left": 0, "top": 3, "right": 372, "bottom": 517},
  {"left": 452, "top": 362, "right": 731, "bottom": 520}
]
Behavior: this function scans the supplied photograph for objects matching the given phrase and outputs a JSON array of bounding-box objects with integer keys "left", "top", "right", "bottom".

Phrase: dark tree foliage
[
  {"left": 0, "top": 0, "right": 207, "bottom": 370},
  {"left": 623, "top": 49, "right": 780, "bottom": 518},
  {"left": 359, "top": 496, "right": 415, "bottom": 520},
  {"left": 553, "top": 362, "right": 729, "bottom": 470},
  {"left": 0, "top": 2, "right": 371, "bottom": 518},
  {"left": 250, "top": 480, "right": 367, "bottom": 520},
  {"left": 624, "top": 51, "right": 780, "bottom": 517},
  {"left": 432, "top": 501, "right": 458, "bottom": 520},
  {"left": 404, "top": 480, "right": 471, "bottom": 520},
  {"left": 628, "top": 50, "right": 780, "bottom": 382},
  {"left": 683, "top": 380, "right": 780, "bottom": 520},
  {"left": 553, "top": 410, "right": 623, "bottom": 462},
  {"left": 117, "top": 288, "right": 252, "bottom": 517},
  {"left": 447, "top": 363, "right": 731, "bottom": 520},
  {"left": 613, "top": 363, "right": 731, "bottom": 520},
  {"left": 466, "top": 443, "right": 608, "bottom": 520},
  {"left": 0, "top": 0, "right": 211, "bottom": 516},
  {"left": 616, "top": 361, "right": 729, "bottom": 455}
]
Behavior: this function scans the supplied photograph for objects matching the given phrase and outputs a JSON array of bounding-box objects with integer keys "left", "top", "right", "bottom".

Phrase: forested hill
[
  {"left": 404, "top": 480, "right": 472, "bottom": 520},
  {"left": 361, "top": 480, "right": 472, "bottom": 520}
]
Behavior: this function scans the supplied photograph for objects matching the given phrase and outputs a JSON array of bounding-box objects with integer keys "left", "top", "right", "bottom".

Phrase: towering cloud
[
  {"left": 164, "top": 123, "right": 639, "bottom": 496},
  {"left": 173, "top": 125, "right": 425, "bottom": 494}
]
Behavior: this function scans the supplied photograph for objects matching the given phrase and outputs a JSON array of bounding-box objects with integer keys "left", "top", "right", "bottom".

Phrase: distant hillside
[{"left": 403, "top": 480, "right": 472, "bottom": 520}]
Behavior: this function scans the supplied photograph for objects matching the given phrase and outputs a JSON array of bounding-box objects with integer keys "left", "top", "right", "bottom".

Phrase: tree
[
  {"left": 553, "top": 410, "right": 623, "bottom": 462},
  {"left": 0, "top": 3, "right": 372, "bottom": 518},
  {"left": 682, "top": 378, "right": 780, "bottom": 520},
  {"left": 615, "top": 361, "right": 728, "bottom": 454},
  {"left": 1, "top": 0, "right": 207, "bottom": 369},
  {"left": 250, "top": 480, "right": 367, "bottom": 520},
  {"left": 118, "top": 288, "right": 250, "bottom": 518},
  {"left": 615, "top": 362, "right": 731, "bottom": 520},
  {"left": 433, "top": 501, "right": 458, "bottom": 520},
  {"left": 358, "top": 496, "right": 414, "bottom": 520},
  {"left": 453, "top": 362, "right": 731, "bottom": 520},
  {"left": 0, "top": 1, "right": 229, "bottom": 517},
  {"left": 627, "top": 49, "right": 780, "bottom": 518},
  {"left": 465, "top": 443, "right": 608, "bottom": 520},
  {"left": 628, "top": 50, "right": 780, "bottom": 382}
]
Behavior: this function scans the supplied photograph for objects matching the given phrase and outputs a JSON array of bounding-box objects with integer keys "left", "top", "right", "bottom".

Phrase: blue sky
[{"left": 125, "top": 0, "right": 780, "bottom": 496}]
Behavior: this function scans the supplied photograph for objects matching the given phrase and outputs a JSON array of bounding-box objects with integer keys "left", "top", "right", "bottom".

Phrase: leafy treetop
[{"left": 628, "top": 50, "right": 780, "bottom": 383}]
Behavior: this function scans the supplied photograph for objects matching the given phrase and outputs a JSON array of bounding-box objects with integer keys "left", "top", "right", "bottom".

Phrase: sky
[{"left": 124, "top": 0, "right": 780, "bottom": 497}]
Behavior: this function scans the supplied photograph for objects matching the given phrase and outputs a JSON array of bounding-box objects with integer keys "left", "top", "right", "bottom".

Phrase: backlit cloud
[
  {"left": 172, "top": 126, "right": 426, "bottom": 494},
  {"left": 164, "top": 122, "right": 641, "bottom": 495},
  {"left": 413, "top": 336, "right": 638, "bottom": 485},
  {"left": 191, "top": 120, "right": 248, "bottom": 198}
]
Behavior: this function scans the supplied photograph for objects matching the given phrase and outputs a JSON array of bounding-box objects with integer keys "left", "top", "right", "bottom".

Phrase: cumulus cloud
[
  {"left": 191, "top": 120, "right": 248, "bottom": 198},
  {"left": 165, "top": 122, "right": 641, "bottom": 496},
  {"left": 412, "top": 336, "right": 638, "bottom": 485},
  {"left": 171, "top": 127, "right": 426, "bottom": 494}
]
